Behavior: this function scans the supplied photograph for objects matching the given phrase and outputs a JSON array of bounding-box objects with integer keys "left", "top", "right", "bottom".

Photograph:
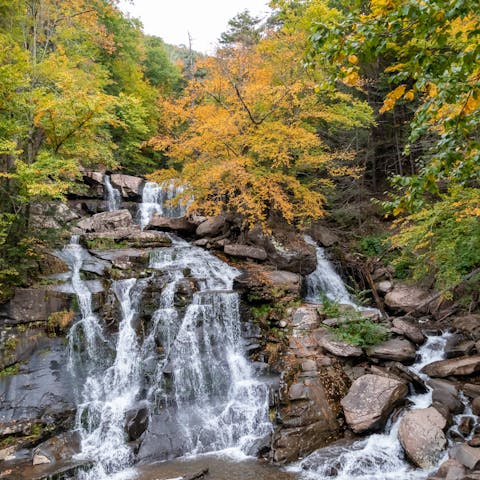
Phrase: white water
[
  {"left": 303, "top": 235, "right": 357, "bottom": 307},
  {"left": 138, "top": 180, "right": 189, "bottom": 229},
  {"left": 105, "top": 174, "right": 122, "bottom": 211},
  {"left": 288, "top": 332, "right": 465, "bottom": 480},
  {"left": 64, "top": 225, "right": 270, "bottom": 477}
]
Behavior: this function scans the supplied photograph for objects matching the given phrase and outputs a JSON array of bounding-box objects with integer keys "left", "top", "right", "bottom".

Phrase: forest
[
  {"left": 1, "top": 1, "right": 480, "bottom": 479},
  {"left": 0, "top": 0, "right": 478, "bottom": 304}
]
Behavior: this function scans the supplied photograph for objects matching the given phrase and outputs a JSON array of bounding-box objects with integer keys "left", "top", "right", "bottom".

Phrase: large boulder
[
  {"left": 428, "top": 379, "right": 463, "bottom": 415},
  {"left": 77, "top": 209, "right": 133, "bottom": 232},
  {"left": 398, "top": 407, "right": 447, "bottom": 468},
  {"left": 32, "top": 431, "right": 81, "bottom": 465},
  {"left": 224, "top": 244, "right": 267, "bottom": 261},
  {"left": 110, "top": 174, "right": 143, "bottom": 199},
  {"left": 391, "top": 318, "right": 425, "bottom": 345},
  {"left": 341, "top": 374, "right": 408, "bottom": 433},
  {"left": 421, "top": 355, "right": 480, "bottom": 377},
  {"left": 146, "top": 214, "right": 196, "bottom": 233},
  {"left": 84, "top": 228, "right": 172, "bottom": 249},
  {"left": 445, "top": 334, "right": 475, "bottom": 359},
  {"left": 384, "top": 283, "right": 431, "bottom": 313},
  {"left": 366, "top": 338, "right": 417, "bottom": 364},
  {"left": 307, "top": 224, "right": 339, "bottom": 247},
  {"left": 29, "top": 202, "right": 80, "bottom": 230},
  {"left": 451, "top": 314, "right": 480, "bottom": 340},
  {"left": 196, "top": 215, "right": 229, "bottom": 237}
]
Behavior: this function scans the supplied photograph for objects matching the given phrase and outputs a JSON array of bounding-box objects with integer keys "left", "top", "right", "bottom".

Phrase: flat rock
[
  {"left": 421, "top": 355, "right": 480, "bottom": 377},
  {"left": 315, "top": 330, "right": 363, "bottom": 357},
  {"left": 224, "top": 244, "right": 267, "bottom": 261},
  {"left": 341, "top": 374, "right": 408, "bottom": 433},
  {"left": 450, "top": 443, "right": 480, "bottom": 470},
  {"left": 398, "top": 407, "right": 447, "bottom": 468},
  {"left": 392, "top": 318, "right": 425, "bottom": 345},
  {"left": 366, "top": 338, "right": 416, "bottom": 363}
]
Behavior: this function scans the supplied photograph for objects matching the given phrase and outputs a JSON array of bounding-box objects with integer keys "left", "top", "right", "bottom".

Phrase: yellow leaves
[
  {"left": 463, "top": 92, "right": 480, "bottom": 116},
  {"left": 379, "top": 85, "right": 406, "bottom": 113},
  {"left": 348, "top": 54, "right": 358, "bottom": 64},
  {"left": 404, "top": 89, "right": 415, "bottom": 101},
  {"left": 427, "top": 82, "right": 438, "bottom": 98},
  {"left": 343, "top": 70, "right": 360, "bottom": 87}
]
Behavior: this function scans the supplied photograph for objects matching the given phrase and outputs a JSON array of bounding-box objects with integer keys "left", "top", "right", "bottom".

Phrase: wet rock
[
  {"left": 147, "top": 214, "right": 196, "bottom": 233},
  {"left": 428, "top": 379, "right": 463, "bottom": 415},
  {"left": 384, "top": 283, "right": 431, "bottom": 313},
  {"left": 463, "top": 384, "right": 480, "bottom": 399},
  {"left": 273, "top": 377, "right": 340, "bottom": 463},
  {"left": 398, "top": 407, "right": 447, "bottom": 468},
  {"left": 366, "top": 338, "right": 416, "bottom": 364},
  {"left": 110, "top": 173, "right": 144, "bottom": 199},
  {"left": 84, "top": 228, "right": 172, "bottom": 249},
  {"left": 391, "top": 318, "right": 425, "bottom": 345},
  {"left": 446, "top": 334, "right": 475, "bottom": 358},
  {"left": 90, "top": 248, "right": 149, "bottom": 271},
  {"left": 223, "top": 244, "right": 267, "bottom": 261},
  {"left": 77, "top": 209, "right": 133, "bottom": 232},
  {"left": 0, "top": 338, "right": 75, "bottom": 445},
  {"left": 469, "top": 435, "right": 480, "bottom": 447},
  {"left": 421, "top": 355, "right": 480, "bottom": 377},
  {"left": 196, "top": 215, "right": 228, "bottom": 237},
  {"left": 0, "top": 286, "right": 73, "bottom": 326},
  {"left": 450, "top": 443, "right": 480, "bottom": 470},
  {"left": 458, "top": 416, "right": 474, "bottom": 436},
  {"left": 125, "top": 404, "right": 149, "bottom": 441},
  {"left": 341, "top": 374, "right": 408, "bottom": 433},
  {"left": 387, "top": 362, "right": 428, "bottom": 393},
  {"left": 314, "top": 330, "right": 363, "bottom": 357}
]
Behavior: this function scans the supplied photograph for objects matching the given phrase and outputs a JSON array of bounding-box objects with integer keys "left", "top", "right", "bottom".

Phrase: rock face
[
  {"left": 307, "top": 224, "right": 339, "bottom": 247},
  {"left": 77, "top": 209, "right": 133, "bottom": 232},
  {"left": 110, "top": 173, "right": 143, "bottom": 199},
  {"left": 0, "top": 287, "right": 73, "bottom": 326},
  {"left": 30, "top": 202, "right": 80, "bottom": 230},
  {"left": 428, "top": 379, "right": 463, "bottom": 415},
  {"left": 341, "top": 374, "right": 408, "bottom": 433},
  {"left": 398, "top": 407, "right": 447, "bottom": 468},
  {"left": 421, "top": 355, "right": 480, "bottom": 377},
  {"left": 384, "top": 283, "right": 431, "bottom": 312},
  {"left": 366, "top": 338, "right": 417, "bottom": 364},
  {"left": 224, "top": 244, "right": 268, "bottom": 261}
]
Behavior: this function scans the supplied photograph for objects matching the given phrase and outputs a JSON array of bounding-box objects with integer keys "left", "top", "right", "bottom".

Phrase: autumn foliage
[{"left": 148, "top": 22, "right": 372, "bottom": 228}]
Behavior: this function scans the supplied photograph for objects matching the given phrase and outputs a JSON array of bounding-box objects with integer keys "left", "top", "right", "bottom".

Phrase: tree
[
  {"left": 148, "top": 10, "right": 373, "bottom": 229},
  {"left": 308, "top": 0, "right": 480, "bottom": 289},
  {"left": 219, "top": 10, "right": 263, "bottom": 48}
]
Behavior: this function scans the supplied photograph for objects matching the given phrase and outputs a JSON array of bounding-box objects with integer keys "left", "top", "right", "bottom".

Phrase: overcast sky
[{"left": 120, "top": 0, "right": 271, "bottom": 54}]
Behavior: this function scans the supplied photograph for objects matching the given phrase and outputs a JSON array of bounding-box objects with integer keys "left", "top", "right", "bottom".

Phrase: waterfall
[
  {"left": 104, "top": 174, "right": 122, "bottom": 212},
  {"left": 288, "top": 332, "right": 474, "bottom": 480},
  {"left": 303, "top": 235, "right": 357, "bottom": 307},
  {"left": 64, "top": 223, "right": 270, "bottom": 476},
  {"left": 138, "top": 180, "right": 188, "bottom": 229}
]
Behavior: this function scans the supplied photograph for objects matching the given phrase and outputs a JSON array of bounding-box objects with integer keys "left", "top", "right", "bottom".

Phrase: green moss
[
  {"left": 0, "top": 363, "right": 20, "bottom": 377},
  {"left": 328, "top": 316, "right": 388, "bottom": 347},
  {"left": 84, "top": 238, "right": 128, "bottom": 250}
]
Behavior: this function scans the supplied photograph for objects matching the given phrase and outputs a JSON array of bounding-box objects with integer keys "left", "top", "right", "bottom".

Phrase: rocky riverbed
[{"left": 2, "top": 172, "right": 480, "bottom": 480}]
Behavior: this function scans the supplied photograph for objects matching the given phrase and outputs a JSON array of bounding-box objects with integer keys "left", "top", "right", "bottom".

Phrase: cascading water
[
  {"left": 63, "top": 193, "right": 271, "bottom": 477},
  {"left": 289, "top": 332, "right": 475, "bottom": 480},
  {"left": 138, "top": 180, "right": 188, "bottom": 229},
  {"left": 105, "top": 174, "right": 122, "bottom": 212},
  {"left": 303, "top": 235, "right": 358, "bottom": 308}
]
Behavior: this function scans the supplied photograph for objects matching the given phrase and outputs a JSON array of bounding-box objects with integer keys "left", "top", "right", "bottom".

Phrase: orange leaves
[{"left": 379, "top": 85, "right": 406, "bottom": 113}]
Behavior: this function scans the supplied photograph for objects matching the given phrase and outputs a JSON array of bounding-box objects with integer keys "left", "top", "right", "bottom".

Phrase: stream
[{"left": 56, "top": 178, "right": 475, "bottom": 479}]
